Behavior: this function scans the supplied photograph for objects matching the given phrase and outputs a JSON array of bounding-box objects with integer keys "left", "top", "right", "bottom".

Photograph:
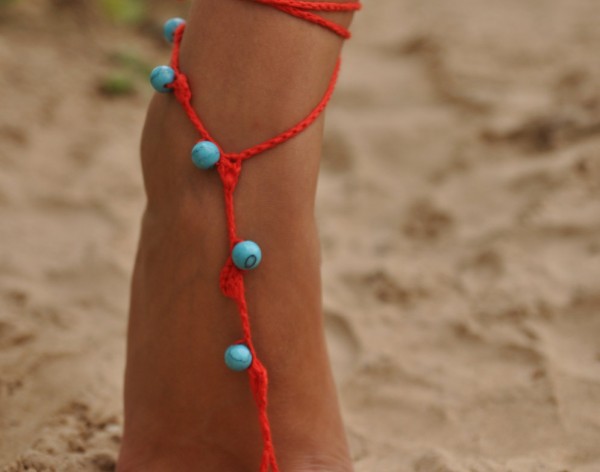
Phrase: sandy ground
[{"left": 1, "top": 1, "right": 600, "bottom": 471}]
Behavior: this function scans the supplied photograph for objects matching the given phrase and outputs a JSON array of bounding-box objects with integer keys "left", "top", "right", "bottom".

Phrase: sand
[{"left": 1, "top": 1, "right": 600, "bottom": 471}]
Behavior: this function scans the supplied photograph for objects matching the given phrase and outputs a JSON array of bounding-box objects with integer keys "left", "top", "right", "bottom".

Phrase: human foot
[
  {"left": 118, "top": 0, "right": 357, "bottom": 469},
  {"left": 117, "top": 94, "right": 353, "bottom": 472}
]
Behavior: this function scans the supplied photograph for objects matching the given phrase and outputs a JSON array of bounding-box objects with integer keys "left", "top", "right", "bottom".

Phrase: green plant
[
  {"left": 110, "top": 50, "right": 153, "bottom": 77},
  {"left": 98, "top": 72, "right": 136, "bottom": 96},
  {"left": 99, "top": 0, "right": 146, "bottom": 24}
]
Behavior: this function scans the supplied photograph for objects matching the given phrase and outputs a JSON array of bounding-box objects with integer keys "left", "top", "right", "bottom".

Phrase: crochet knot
[
  {"left": 171, "top": 72, "right": 192, "bottom": 103},
  {"left": 219, "top": 258, "right": 243, "bottom": 299},
  {"left": 217, "top": 157, "right": 242, "bottom": 191},
  {"left": 249, "top": 359, "right": 268, "bottom": 410}
]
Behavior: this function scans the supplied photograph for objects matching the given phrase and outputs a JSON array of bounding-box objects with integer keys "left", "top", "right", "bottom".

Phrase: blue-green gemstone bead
[
  {"left": 232, "top": 241, "right": 262, "bottom": 270},
  {"left": 149, "top": 65, "right": 175, "bottom": 93},
  {"left": 191, "top": 141, "right": 221, "bottom": 169},
  {"left": 163, "top": 17, "right": 185, "bottom": 43},
  {"left": 225, "top": 344, "right": 253, "bottom": 371}
]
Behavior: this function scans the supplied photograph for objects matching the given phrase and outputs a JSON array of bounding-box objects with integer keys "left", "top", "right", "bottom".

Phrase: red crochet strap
[
  {"left": 168, "top": 1, "right": 359, "bottom": 471},
  {"left": 247, "top": 0, "right": 361, "bottom": 38}
]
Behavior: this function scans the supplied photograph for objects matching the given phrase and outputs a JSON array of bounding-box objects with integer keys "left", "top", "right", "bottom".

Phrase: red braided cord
[
  {"left": 248, "top": 0, "right": 361, "bottom": 38},
  {"left": 252, "top": 0, "right": 360, "bottom": 10},
  {"left": 167, "top": 1, "right": 359, "bottom": 470}
]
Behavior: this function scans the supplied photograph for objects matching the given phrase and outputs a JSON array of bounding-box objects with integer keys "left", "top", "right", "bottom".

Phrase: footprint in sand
[
  {"left": 402, "top": 199, "right": 454, "bottom": 241},
  {"left": 414, "top": 450, "right": 495, "bottom": 472},
  {"left": 324, "top": 310, "right": 361, "bottom": 384}
]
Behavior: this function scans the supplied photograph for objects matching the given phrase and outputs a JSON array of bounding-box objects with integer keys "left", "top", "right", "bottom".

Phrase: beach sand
[{"left": 1, "top": 1, "right": 600, "bottom": 471}]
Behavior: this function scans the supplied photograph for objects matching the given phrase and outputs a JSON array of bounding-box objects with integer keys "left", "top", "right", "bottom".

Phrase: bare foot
[
  {"left": 117, "top": 101, "right": 353, "bottom": 472},
  {"left": 117, "top": 1, "right": 356, "bottom": 471}
]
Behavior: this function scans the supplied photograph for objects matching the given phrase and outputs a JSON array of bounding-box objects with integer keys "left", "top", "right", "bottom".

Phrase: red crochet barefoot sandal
[{"left": 153, "top": 1, "right": 361, "bottom": 470}]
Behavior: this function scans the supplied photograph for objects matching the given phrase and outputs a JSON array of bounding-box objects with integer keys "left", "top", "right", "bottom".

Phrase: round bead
[
  {"left": 191, "top": 141, "right": 221, "bottom": 169},
  {"left": 225, "top": 344, "right": 253, "bottom": 371},
  {"left": 163, "top": 17, "right": 186, "bottom": 43},
  {"left": 149, "top": 65, "right": 175, "bottom": 93},
  {"left": 232, "top": 241, "right": 262, "bottom": 270}
]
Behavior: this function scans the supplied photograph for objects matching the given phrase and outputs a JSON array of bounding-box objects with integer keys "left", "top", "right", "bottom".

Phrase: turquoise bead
[
  {"left": 191, "top": 141, "right": 221, "bottom": 169},
  {"left": 225, "top": 344, "right": 253, "bottom": 371},
  {"left": 149, "top": 65, "right": 175, "bottom": 93},
  {"left": 163, "top": 17, "right": 185, "bottom": 43},
  {"left": 232, "top": 241, "right": 262, "bottom": 270}
]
